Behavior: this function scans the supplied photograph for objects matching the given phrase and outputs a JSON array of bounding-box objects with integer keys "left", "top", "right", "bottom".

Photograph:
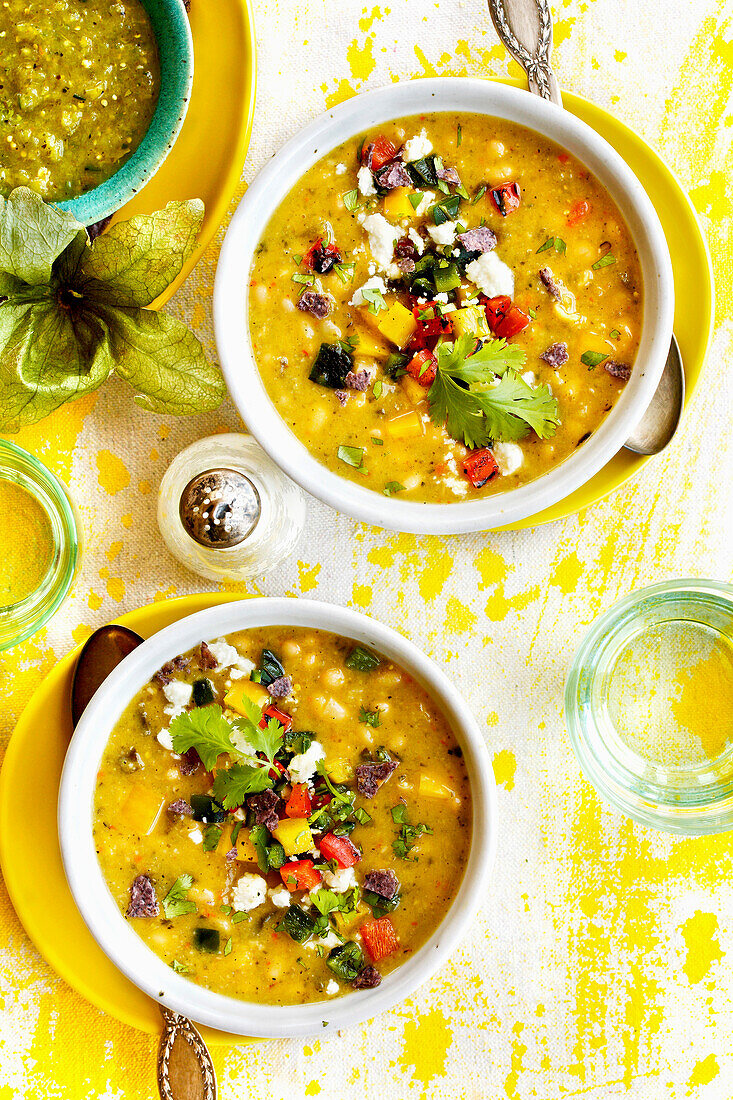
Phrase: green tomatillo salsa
[{"left": 0, "top": 0, "right": 161, "bottom": 201}]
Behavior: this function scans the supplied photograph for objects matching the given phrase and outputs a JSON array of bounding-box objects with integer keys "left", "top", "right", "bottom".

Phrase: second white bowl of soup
[{"left": 214, "top": 78, "right": 674, "bottom": 532}]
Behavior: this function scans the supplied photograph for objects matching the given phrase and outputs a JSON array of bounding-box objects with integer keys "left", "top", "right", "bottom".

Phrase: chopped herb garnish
[
  {"left": 72, "top": 93, "right": 86, "bottom": 102},
  {"left": 536, "top": 238, "right": 554, "bottom": 254},
  {"left": 371, "top": 434, "right": 383, "bottom": 444},
  {"left": 354, "top": 806, "right": 372, "bottom": 826},
  {"left": 592, "top": 253, "right": 616, "bottom": 270},
  {"left": 343, "top": 189, "right": 359, "bottom": 212},
  {"left": 327, "top": 941, "right": 364, "bottom": 981},
  {"left": 359, "top": 706, "right": 381, "bottom": 728},
  {"left": 432, "top": 194, "right": 461, "bottom": 225},
  {"left": 292, "top": 272, "right": 315, "bottom": 285},
  {"left": 337, "top": 444, "right": 365, "bottom": 470},
  {"left": 232, "top": 910, "right": 249, "bottom": 924},
  {"left": 391, "top": 803, "right": 409, "bottom": 824},
  {"left": 610, "top": 328, "right": 621, "bottom": 339},
  {"left": 581, "top": 351, "right": 609, "bottom": 368},
  {"left": 224, "top": 937, "right": 233, "bottom": 956},
  {"left": 471, "top": 185, "right": 487, "bottom": 204},
  {"left": 554, "top": 238, "right": 566, "bottom": 254},
  {"left": 162, "top": 874, "right": 196, "bottom": 919},
  {"left": 293, "top": 253, "right": 303, "bottom": 265},
  {"left": 345, "top": 645, "right": 381, "bottom": 672},
  {"left": 334, "top": 262, "right": 356, "bottom": 284},
  {"left": 361, "top": 285, "right": 387, "bottom": 315},
  {"left": 172, "top": 960, "right": 189, "bottom": 975},
  {"left": 408, "top": 191, "right": 425, "bottom": 210},
  {"left": 528, "top": 308, "right": 537, "bottom": 319},
  {"left": 457, "top": 123, "right": 462, "bottom": 146},
  {"left": 383, "top": 481, "right": 406, "bottom": 496},
  {"left": 220, "top": 904, "right": 232, "bottom": 915},
  {"left": 202, "top": 824, "right": 222, "bottom": 853},
  {"left": 372, "top": 382, "right": 383, "bottom": 400}
]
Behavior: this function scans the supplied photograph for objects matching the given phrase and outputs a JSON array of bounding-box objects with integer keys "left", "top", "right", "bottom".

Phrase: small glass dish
[
  {"left": 565, "top": 578, "right": 733, "bottom": 835},
  {"left": 0, "top": 440, "right": 80, "bottom": 651}
]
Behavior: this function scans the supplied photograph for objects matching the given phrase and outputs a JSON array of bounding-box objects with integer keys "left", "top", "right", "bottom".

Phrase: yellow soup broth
[
  {"left": 94, "top": 628, "right": 471, "bottom": 1004},
  {"left": 249, "top": 112, "right": 643, "bottom": 503}
]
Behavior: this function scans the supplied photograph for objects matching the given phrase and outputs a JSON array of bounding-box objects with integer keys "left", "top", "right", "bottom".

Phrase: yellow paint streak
[
  {"left": 87, "top": 589, "right": 103, "bottom": 611},
  {"left": 106, "top": 541, "right": 123, "bottom": 562},
  {"left": 305, "top": 1082, "right": 321, "bottom": 1097},
  {"left": 503, "top": 1021, "right": 527, "bottom": 1098},
  {"left": 321, "top": 78, "right": 357, "bottom": 108},
  {"left": 359, "top": 5, "right": 382, "bottom": 33},
  {"left": 121, "top": 513, "right": 133, "bottom": 529},
  {"left": 106, "top": 576, "right": 125, "bottom": 602},
  {"left": 347, "top": 35, "right": 375, "bottom": 81},
  {"left": 298, "top": 561, "right": 321, "bottom": 593},
  {"left": 351, "top": 582, "right": 372, "bottom": 608},
  {"left": 400, "top": 1007, "right": 452, "bottom": 1089},
  {"left": 492, "top": 750, "right": 516, "bottom": 792},
  {"left": 444, "top": 595, "right": 476, "bottom": 634},
  {"left": 687, "top": 1054, "right": 719, "bottom": 1092},
  {"left": 681, "top": 911, "right": 724, "bottom": 985},
  {"left": 549, "top": 551, "right": 584, "bottom": 594},
  {"left": 96, "top": 450, "right": 130, "bottom": 495}
]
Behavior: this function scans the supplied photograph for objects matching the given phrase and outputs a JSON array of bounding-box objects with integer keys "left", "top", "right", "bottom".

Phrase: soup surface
[
  {"left": 0, "top": 0, "right": 160, "bottom": 200},
  {"left": 249, "top": 112, "right": 643, "bottom": 503},
  {"left": 94, "top": 628, "right": 471, "bottom": 1004}
]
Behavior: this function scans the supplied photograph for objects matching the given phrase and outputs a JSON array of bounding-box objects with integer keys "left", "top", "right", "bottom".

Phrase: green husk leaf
[
  {"left": 0, "top": 188, "right": 82, "bottom": 285},
  {"left": 79, "top": 201, "right": 205, "bottom": 307},
  {"left": 95, "top": 305, "right": 225, "bottom": 415},
  {"left": 0, "top": 299, "right": 113, "bottom": 430}
]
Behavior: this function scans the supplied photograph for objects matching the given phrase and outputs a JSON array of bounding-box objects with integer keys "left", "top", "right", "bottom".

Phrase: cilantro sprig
[{"left": 427, "top": 334, "right": 560, "bottom": 448}]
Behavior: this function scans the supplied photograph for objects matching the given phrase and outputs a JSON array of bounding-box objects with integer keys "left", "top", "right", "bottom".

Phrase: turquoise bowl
[{"left": 57, "top": 0, "right": 194, "bottom": 226}]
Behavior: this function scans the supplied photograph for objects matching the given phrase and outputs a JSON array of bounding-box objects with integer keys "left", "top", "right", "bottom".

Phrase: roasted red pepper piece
[
  {"left": 318, "top": 832, "right": 361, "bottom": 868},
  {"left": 482, "top": 295, "right": 530, "bottom": 339},
  {"left": 279, "top": 859, "right": 322, "bottom": 892},
  {"left": 567, "top": 198, "right": 591, "bottom": 225},
  {"left": 260, "top": 704, "right": 293, "bottom": 734},
  {"left": 462, "top": 448, "right": 500, "bottom": 488},
  {"left": 406, "top": 348, "right": 437, "bottom": 388},
  {"left": 303, "top": 237, "right": 341, "bottom": 274},
  {"left": 361, "top": 135, "right": 398, "bottom": 171},
  {"left": 409, "top": 303, "right": 453, "bottom": 351},
  {"left": 285, "top": 783, "right": 312, "bottom": 819},
  {"left": 360, "top": 916, "right": 400, "bottom": 961},
  {"left": 489, "top": 181, "right": 521, "bottom": 216}
]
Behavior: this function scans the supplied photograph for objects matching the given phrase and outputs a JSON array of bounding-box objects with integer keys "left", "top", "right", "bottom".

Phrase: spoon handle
[
  {"left": 486, "top": 0, "right": 562, "bottom": 106},
  {"left": 157, "top": 1008, "right": 217, "bottom": 1100}
]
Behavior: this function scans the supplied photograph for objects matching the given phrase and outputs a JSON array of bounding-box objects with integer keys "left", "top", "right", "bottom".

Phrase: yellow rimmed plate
[
  {"left": 0, "top": 594, "right": 256, "bottom": 1044},
  {"left": 499, "top": 81, "right": 713, "bottom": 530},
  {"left": 112, "top": 0, "right": 257, "bottom": 308}
]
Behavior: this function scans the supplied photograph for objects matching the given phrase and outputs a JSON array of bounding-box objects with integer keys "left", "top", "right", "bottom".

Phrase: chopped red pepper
[
  {"left": 279, "top": 860, "right": 322, "bottom": 893},
  {"left": 285, "top": 783, "right": 312, "bottom": 819},
  {"left": 409, "top": 303, "right": 453, "bottom": 351},
  {"left": 489, "top": 181, "right": 521, "bottom": 216},
  {"left": 360, "top": 916, "right": 400, "bottom": 961},
  {"left": 260, "top": 704, "right": 293, "bottom": 734},
  {"left": 462, "top": 448, "right": 500, "bottom": 489},
  {"left": 317, "top": 832, "right": 361, "bottom": 868},
  {"left": 482, "top": 295, "right": 530, "bottom": 339},
  {"left": 303, "top": 237, "right": 341, "bottom": 274},
  {"left": 567, "top": 199, "right": 591, "bottom": 225},
  {"left": 406, "top": 348, "right": 437, "bottom": 388},
  {"left": 361, "top": 136, "right": 398, "bottom": 171}
]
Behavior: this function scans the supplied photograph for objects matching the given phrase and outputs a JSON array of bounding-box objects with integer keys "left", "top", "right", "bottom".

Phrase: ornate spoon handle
[
  {"left": 486, "top": 0, "right": 562, "bottom": 106},
  {"left": 157, "top": 1008, "right": 217, "bottom": 1100}
]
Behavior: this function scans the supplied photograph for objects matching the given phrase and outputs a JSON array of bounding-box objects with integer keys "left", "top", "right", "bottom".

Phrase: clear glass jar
[
  {"left": 565, "top": 578, "right": 733, "bottom": 835},
  {"left": 157, "top": 434, "right": 306, "bottom": 581},
  {"left": 0, "top": 440, "right": 80, "bottom": 651}
]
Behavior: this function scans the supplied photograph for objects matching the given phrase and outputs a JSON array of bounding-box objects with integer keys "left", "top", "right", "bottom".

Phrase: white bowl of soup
[
  {"left": 214, "top": 78, "right": 674, "bottom": 533},
  {"left": 58, "top": 599, "right": 496, "bottom": 1037}
]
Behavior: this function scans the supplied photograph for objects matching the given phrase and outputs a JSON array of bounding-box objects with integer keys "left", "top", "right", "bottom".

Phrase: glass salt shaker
[{"left": 157, "top": 434, "right": 306, "bottom": 581}]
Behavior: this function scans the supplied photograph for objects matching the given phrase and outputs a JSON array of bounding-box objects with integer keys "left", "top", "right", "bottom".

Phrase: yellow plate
[
  {"left": 499, "top": 83, "right": 713, "bottom": 530},
  {"left": 0, "top": 594, "right": 257, "bottom": 1044},
  {"left": 109, "top": 0, "right": 257, "bottom": 308}
]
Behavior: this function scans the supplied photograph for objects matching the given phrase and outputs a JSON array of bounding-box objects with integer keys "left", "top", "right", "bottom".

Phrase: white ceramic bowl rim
[
  {"left": 58, "top": 598, "right": 497, "bottom": 1038},
  {"left": 214, "top": 77, "right": 675, "bottom": 534}
]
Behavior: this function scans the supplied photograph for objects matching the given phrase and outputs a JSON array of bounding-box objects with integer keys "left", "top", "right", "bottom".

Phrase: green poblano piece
[{"left": 0, "top": 188, "right": 83, "bottom": 286}]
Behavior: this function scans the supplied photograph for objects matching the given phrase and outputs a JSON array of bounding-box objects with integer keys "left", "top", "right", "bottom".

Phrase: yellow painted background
[{"left": 1, "top": 0, "right": 732, "bottom": 1096}]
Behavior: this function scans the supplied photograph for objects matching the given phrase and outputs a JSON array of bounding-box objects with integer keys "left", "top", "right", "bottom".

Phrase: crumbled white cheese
[
  {"left": 427, "top": 220, "right": 457, "bottom": 246},
  {"left": 360, "top": 212, "right": 399, "bottom": 272},
  {"left": 335, "top": 162, "right": 348, "bottom": 175},
  {"left": 325, "top": 979, "right": 340, "bottom": 996},
  {"left": 162, "top": 680, "right": 193, "bottom": 719},
  {"left": 522, "top": 371, "right": 538, "bottom": 387},
  {"left": 413, "top": 191, "right": 435, "bottom": 217},
  {"left": 350, "top": 275, "right": 387, "bottom": 308},
  {"left": 433, "top": 292, "right": 449, "bottom": 304},
  {"left": 156, "top": 729, "right": 174, "bottom": 751},
  {"left": 403, "top": 129, "right": 433, "bottom": 162},
  {"left": 231, "top": 873, "right": 268, "bottom": 912},
  {"left": 315, "top": 930, "right": 342, "bottom": 949},
  {"left": 207, "top": 639, "right": 256, "bottom": 677},
  {"left": 322, "top": 865, "right": 357, "bottom": 892},
  {"left": 493, "top": 441, "right": 524, "bottom": 475},
  {"left": 357, "top": 165, "right": 376, "bottom": 196},
  {"left": 465, "top": 251, "right": 515, "bottom": 298},
  {"left": 188, "top": 826, "right": 203, "bottom": 845},
  {"left": 407, "top": 227, "right": 425, "bottom": 254},
  {"left": 288, "top": 740, "right": 326, "bottom": 784},
  {"left": 268, "top": 886, "right": 292, "bottom": 908}
]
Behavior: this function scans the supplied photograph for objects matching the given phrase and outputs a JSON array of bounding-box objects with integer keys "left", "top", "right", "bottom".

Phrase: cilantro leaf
[
  {"left": 428, "top": 369, "right": 493, "bottom": 449},
  {"left": 473, "top": 372, "right": 560, "bottom": 441},
  {"left": 311, "top": 888, "right": 344, "bottom": 917},
  {"left": 213, "top": 762, "right": 274, "bottom": 809},
  {"left": 169, "top": 704, "right": 235, "bottom": 771},
  {"left": 436, "top": 333, "right": 525, "bottom": 383},
  {"left": 359, "top": 706, "right": 381, "bottom": 728},
  {"left": 162, "top": 874, "right": 196, "bottom": 919},
  {"left": 242, "top": 718, "right": 284, "bottom": 765}
]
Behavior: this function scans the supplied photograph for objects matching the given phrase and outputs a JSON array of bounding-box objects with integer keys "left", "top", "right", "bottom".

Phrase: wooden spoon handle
[
  {"left": 157, "top": 1009, "right": 217, "bottom": 1100},
  {"left": 486, "top": 0, "right": 563, "bottom": 106}
]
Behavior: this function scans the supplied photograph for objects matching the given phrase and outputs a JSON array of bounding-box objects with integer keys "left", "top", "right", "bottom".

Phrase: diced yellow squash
[
  {"left": 333, "top": 902, "right": 370, "bottom": 935},
  {"left": 419, "top": 774, "right": 461, "bottom": 803},
  {"left": 225, "top": 679, "right": 270, "bottom": 714},
  {"left": 451, "top": 305, "right": 490, "bottom": 339},
  {"left": 377, "top": 302, "right": 418, "bottom": 349},
  {"left": 384, "top": 410, "right": 424, "bottom": 439},
  {"left": 383, "top": 187, "right": 417, "bottom": 220},
  {"left": 354, "top": 326, "right": 391, "bottom": 359},
  {"left": 214, "top": 823, "right": 258, "bottom": 863},
  {"left": 272, "top": 817, "right": 314, "bottom": 857},
  {"left": 120, "top": 786, "right": 165, "bottom": 836},
  {"left": 327, "top": 758, "right": 353, "bottom": 784},
  {"left": 401, "top": 375, "right": 428, "bottom": 406}
]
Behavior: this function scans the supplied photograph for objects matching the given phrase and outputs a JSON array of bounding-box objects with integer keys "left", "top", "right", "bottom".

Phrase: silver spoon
[
  {"left": 487, "top": 0, "right": 685, "bottom": 455},
  {"left": 71, "top": 625, "right": 217, "bottom": 1100}
]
